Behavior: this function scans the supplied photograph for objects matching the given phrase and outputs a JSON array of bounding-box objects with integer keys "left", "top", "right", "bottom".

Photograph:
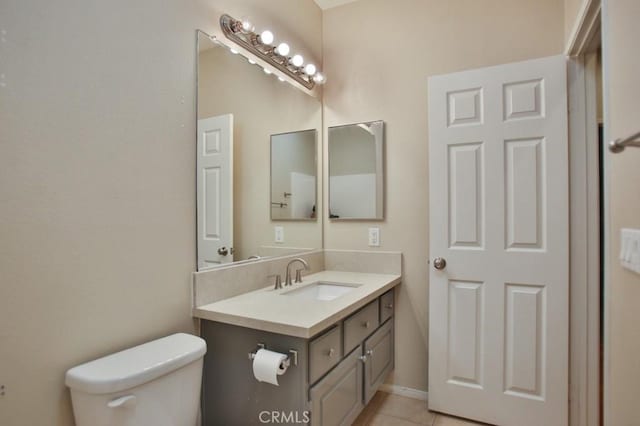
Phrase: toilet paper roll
[{"left": 252, "top": 349, "right": 289, "bottom": 386}]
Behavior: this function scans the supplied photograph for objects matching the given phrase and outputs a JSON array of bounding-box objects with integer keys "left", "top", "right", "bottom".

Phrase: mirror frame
[
  {"left": 328, "top": 120, "right": 385, "bottom": 221},
  {"left": 270, "top": 129, "right": 318, "bottom": 222}
]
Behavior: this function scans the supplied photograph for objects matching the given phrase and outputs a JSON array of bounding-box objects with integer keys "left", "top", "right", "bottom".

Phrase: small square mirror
[{"left": 328, "top": 121, "right": 384, "bottom": 220}]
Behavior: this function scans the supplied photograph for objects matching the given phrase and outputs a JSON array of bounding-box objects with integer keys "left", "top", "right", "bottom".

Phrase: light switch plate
[
  {"left": 620, "top": 228, "right": 640, "bottom": 274},
  {"left": 275, "top": 226, "right": 284, "bottom": 243},
  {"left": 368, "top": 227, "right": 380, "bottom": 247}
]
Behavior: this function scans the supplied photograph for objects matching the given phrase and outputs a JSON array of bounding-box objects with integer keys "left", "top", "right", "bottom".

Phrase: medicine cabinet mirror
[{"left": 328, "top": 121, "right": 384, "bottom": 220}]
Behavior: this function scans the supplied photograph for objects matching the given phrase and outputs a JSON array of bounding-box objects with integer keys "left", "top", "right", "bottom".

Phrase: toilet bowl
[{"left": 65, "top": 333, "right": 206, "bottom": 426}]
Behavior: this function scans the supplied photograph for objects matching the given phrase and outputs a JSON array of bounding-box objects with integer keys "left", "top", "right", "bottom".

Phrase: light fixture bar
[{"left": 219, "top": 14, "right": 324, "bottom": 90}]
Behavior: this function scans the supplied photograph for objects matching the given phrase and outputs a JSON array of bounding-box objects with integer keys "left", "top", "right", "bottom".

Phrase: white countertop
[{"left": 193, "top": 270, "right": 401, "bottom": 338}]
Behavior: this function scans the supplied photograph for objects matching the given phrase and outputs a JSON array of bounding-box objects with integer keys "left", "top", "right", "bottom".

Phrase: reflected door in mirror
[{"left": 197, "top": 114, "right": 234, "bottom": 269}]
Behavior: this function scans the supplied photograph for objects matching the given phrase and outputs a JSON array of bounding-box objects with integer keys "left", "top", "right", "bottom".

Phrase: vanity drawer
[
  {"left": 309, "top": 325, "right": 342, "bottom": 384},
  {"left": 380, "top": 289, "right": 395, "bottom": 323},
  {"left": 343, "top": 299, "right": 380, "bottom": 353}
]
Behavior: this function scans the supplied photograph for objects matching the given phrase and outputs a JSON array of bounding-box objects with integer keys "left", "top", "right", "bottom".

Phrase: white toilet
[{"left": 65, "top": 333, "right": 206, "bottom": 426}]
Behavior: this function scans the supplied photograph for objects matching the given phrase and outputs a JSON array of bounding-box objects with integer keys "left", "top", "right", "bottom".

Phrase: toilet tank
[{"left": 65, "top": 333, "right": 206, "bottom": 426}]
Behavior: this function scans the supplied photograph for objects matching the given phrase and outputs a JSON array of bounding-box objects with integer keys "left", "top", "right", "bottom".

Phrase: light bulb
[
  {"left": 248, "top": 58, "right": 256, "bottom": 65},
  {"left": 240, "top": 17, "right": 254, "bottom": 33},
  {"left": 313, "top": 73, "right": 326, "bottom": 84},
  {"left": 291, "top": 54, "right": 304, "bottom": 67},
  {"left": 275, "top": 42, "right": 290, "bottom": 56},
  {"left": 229, "top": 48, "right": 239, "bottom": 55},
  {"left": 278, "top": 77, "right": 285, "bottom": 82},
  {"left": 260, "top": 30, "right": 274, "bottom": 45},
  {"left": 263, "top": 68, "right": 272, "bottom": 75},
  {"left": 304, "top": 64, "right": 317, "bottom": 76}
]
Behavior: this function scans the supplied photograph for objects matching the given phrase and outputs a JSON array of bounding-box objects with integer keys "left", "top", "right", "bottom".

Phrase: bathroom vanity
[{"left": 194, "top": 271, "right": 400, "bottom": 425}]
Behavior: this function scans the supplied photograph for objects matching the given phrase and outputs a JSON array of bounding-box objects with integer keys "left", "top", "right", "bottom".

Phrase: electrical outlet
[
  {"left": 1, "top": 384, "right": 5, "bottom": 397},
  {"left": 368, "top": 227, "right": 380, "bottom": 247},
  {"left": 275, "top": 226, "right": 284, "bottom": 243}
]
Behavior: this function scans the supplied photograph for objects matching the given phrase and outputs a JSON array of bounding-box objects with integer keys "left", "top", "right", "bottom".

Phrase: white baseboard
[{"left": 378, "top": 384, "right": 428, "bottom": 401}]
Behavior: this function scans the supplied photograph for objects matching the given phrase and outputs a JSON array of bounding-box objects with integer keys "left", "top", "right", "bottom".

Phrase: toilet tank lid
[{"left": 65, "top": 333, "right": 206, "bottom": 395}]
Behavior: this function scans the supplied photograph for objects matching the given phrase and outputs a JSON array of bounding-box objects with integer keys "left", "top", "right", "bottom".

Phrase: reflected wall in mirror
[
  {"left": 328, "top": 121, "right": 384, "bottom": 220},
  {"left": 271, "top": 130, "right": 317, "bottom": 220},
  {"left": 197, "top": 31, "right": 322, "bottom": 270}
]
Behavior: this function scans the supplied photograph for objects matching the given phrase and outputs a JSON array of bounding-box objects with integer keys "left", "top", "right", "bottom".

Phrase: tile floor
[{"left": 353, "top": 392, "right": 489, "bottom": 426}]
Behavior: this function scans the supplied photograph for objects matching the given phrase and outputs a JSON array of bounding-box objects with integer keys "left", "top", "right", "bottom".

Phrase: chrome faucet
[{"left": 285, "top": 258, "right": 310, "bottom": 286}]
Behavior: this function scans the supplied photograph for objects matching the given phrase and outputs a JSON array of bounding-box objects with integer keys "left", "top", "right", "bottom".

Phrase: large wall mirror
[
  {"left": 271, "top": 130, "right": 317, "bottom": 221},
  {"left": 196, "top": 31, "right": 322, "bottom": 270},
  {"left": 328, "top": 121, "right": 384, "bottom": 220}
]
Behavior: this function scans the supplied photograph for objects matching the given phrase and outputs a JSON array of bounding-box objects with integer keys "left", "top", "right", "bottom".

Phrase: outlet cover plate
[
  {"left": 275, "top": 226, "right": 284, "bottom": 243},
  {"left": 368, "top": 228, "right": 380, "bottom": 247}
]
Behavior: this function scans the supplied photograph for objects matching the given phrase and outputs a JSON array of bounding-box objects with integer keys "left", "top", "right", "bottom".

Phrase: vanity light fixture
[{"left": 220, "top": 13, "right": 325, "bottom": 89}]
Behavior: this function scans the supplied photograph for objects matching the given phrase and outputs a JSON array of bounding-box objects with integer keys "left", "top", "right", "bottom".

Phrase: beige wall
[
  {"left": 0, "top": 0, "right": 321, "bottom": 424},
  {"left": 198, "top": 44, "right": 322, "bottom": 258},
  {"left": 322, "top": 0, "right": 564, "bottom": 392},
  {"left": 602, "top": 0, "right": 640, "bottom": 424}
]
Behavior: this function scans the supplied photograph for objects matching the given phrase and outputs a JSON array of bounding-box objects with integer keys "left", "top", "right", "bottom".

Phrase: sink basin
[{"left": 281, "top": 281, "right": 362, "bottom": 301}]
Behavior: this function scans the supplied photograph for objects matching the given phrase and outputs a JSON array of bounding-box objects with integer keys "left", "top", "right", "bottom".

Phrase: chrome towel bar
[{"left": 609, "top": 130, "right": 640, "bottom": 153}]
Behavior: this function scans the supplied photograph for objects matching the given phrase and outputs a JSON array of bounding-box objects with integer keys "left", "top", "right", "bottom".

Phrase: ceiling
[{"left": 313, "top": 0, "right": 360, "bottom": 10}]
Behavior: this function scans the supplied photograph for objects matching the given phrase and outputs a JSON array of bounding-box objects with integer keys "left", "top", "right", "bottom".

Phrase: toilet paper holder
[{"left": 248, "top": 343, "right": 298, "bottom": 367}]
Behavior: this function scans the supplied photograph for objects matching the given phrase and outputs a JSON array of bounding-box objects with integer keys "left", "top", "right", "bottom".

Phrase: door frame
[{"left": 566, "top": 1, "right": 602, "bottom": 425}]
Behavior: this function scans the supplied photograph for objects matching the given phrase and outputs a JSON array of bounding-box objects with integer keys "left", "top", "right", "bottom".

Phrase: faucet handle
[
  {"left": 294, "top": 268, "right": 305, "bottom": 283},
  {"left": 268, "top": 274, "right": 282, "bottom": 290}
]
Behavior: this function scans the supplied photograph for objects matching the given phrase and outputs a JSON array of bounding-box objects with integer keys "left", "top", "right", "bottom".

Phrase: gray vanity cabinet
[
  {"left": 200, "top": 288, "right": 396, "bottom": 426},
  {"left": 309, "top": 347, "right": 364, "bottom": 426},
  {"left": 363, "top": 319, "right": 394, "bottom": 403}
]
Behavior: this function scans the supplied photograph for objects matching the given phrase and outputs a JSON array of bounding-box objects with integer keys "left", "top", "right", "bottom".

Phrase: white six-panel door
[
  {"left": 428, "top": 56, "right": 568, "bottom": 426},
  {"left": 197, "top": 114, "right": 233, "bottom": 269}
]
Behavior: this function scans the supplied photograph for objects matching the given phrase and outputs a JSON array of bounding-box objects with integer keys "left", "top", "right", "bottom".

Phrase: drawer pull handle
[
  {"left": 358, "top": 354, "right": 368, "bottom": 363},
  {"left": 362, "top": 321, "right": 370, "bottom": 328},
  {"left": 385, "top": 303, "right": 393, "bottom": 309},
  {"left": 327, "top": 348, "right": 335, "bottom": 357}
]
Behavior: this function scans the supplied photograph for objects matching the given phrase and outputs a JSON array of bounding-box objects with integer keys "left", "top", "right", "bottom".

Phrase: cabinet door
[
  {"left": 363, "top": 319, "right": 394, "bottom": 403},
  {"left": 310, "top": 347, "right": 364, "bottom": 426}
]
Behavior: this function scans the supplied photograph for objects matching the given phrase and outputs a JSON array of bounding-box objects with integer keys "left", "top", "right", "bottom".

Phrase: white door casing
[
  {"left": 428, "top": 56, "right": 569, "bottom": 426},
  {"left": 197, "top": 114, "right": 233, "bottom": 269}
]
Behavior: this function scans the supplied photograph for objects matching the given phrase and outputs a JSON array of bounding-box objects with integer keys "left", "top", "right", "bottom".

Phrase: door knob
[
  {"left": 433, "top": 257, "right": 447, "bottom": 270},
  {"left": 217, "top": 246, "right": 229, "bottom": 256}
]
